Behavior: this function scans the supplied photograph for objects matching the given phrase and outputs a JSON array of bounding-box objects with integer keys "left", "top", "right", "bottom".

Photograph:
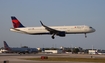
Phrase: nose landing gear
[{"left": 85, "top": 33, "right": 87, "bottom": 38}]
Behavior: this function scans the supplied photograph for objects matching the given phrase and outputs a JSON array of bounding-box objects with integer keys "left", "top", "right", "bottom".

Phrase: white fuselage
[{"left": 10, "top": 25, "right": 95, "bottom": 35}]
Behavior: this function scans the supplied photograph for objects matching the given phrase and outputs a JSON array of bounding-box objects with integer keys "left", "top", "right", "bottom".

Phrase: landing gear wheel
[
  {"left": 51, "top": 33, "right": 55, "bottom": 39},
  {"left": 85, "top": 35, "right": 87, "bottom": 38},
  {"left": 85, "top": 33, "right": 87, "bottom": 38},
  {"left": 52, "top": 36, "right": 55, "bottom": 39}
]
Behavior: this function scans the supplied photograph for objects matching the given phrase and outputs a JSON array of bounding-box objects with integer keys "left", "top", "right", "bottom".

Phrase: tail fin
[
  {"left": 11, "top": 16, "right": 25, "bottom": 28},
  {"left": 3, "top": 41, "right": 11, "bottom": 50}
]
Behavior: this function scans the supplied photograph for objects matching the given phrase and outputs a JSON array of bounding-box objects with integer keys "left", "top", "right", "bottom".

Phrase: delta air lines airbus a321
[{"left": 10, "top": 16, "right": 95, "bottom": 39}]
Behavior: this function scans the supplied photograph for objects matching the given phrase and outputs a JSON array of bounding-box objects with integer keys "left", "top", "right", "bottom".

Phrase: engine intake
[{"left": 56, "top": 31, "right": 66, "bottom": 37}]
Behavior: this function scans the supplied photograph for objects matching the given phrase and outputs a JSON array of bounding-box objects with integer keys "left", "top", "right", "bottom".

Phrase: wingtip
[
  {"left": 40, "top": 20, "right": 44, "bottom": 26},
  {"left": 40, "top": 20, "right": 42, "bottom": 23}
]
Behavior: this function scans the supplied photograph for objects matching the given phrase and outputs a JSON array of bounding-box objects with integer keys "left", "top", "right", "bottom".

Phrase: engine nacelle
[{"left": 56, "top": 31, "right": 66, "bottom": 37}]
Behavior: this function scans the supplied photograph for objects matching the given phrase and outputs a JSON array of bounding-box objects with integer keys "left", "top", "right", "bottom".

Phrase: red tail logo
[{"left": 11, "top": 16, "right": 24, "bottom": 28}]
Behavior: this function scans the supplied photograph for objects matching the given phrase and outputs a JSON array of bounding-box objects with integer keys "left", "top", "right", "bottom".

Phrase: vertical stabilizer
[
  {"left": 3, "top": 41, "right": 11, "bottom": 50},
  {"left": 11, "top": 16, "right": 24, "bottom": 28}
]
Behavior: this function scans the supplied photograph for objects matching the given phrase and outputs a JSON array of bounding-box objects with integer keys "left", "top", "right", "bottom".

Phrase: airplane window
[{"left": 90, "top": 27, "right": 92, "bottom": 28}]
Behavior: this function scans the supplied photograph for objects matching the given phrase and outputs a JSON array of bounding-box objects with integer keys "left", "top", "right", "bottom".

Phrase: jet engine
[{"left": 56, "top": 31, "right": 66, "bottom": 37}]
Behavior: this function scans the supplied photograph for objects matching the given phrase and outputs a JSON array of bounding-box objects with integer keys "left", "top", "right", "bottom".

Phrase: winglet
[
  {"left": 40, "top": 21, "right": 46, "bottom": 27},
  {"left": 40, "top": 21, "right": 44, "bottom": 26}
]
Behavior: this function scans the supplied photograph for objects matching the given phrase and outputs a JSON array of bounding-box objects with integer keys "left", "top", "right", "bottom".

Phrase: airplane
[
  {"left": 0, "top": 49, "right": 7, "bottom": 53},
  {"left": 10, "top": 16, "right": 95, "bottom": 39},
  {"left": 3, "top": 41, "right": 38, "bottom": 54}
]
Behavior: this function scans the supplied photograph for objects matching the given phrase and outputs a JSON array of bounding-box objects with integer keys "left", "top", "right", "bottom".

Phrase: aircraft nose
[{"left": 92, "top": 28, "right": 96, "bottom": 32}]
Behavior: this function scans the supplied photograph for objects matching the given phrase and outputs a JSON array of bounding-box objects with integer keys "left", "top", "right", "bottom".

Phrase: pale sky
[{"left": 0, "top": 0, "right": 105, "bottom": 49}]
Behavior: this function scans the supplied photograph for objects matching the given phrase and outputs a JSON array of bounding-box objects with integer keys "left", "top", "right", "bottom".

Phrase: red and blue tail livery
[
  {"left": 11, "top": 16, "right": 24, "bottom": 28},
  {"left": 4, "top": 41, "right": 11, "bottom": 50}
]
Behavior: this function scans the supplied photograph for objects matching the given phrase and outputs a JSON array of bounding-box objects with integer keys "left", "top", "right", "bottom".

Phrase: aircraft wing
[{"left": 40, "top": 21, "right": 60, "bottom": 33}]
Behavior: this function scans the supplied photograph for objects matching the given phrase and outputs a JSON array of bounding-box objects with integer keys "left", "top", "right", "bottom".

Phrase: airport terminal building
[{"left": 44, "top": 50, "right": 63, "bottom": 54}]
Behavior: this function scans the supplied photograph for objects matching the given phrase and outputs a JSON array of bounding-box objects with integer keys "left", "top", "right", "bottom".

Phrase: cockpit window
[{"left": 89, "top": 27, "right": 92, "bottom": 28}]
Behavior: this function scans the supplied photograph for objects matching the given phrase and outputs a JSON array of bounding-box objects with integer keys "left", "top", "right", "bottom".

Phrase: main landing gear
[
  {"left": 52, "top": 36, "right": 55, "bottom": 39},
  {"left": 85, "top": 33, "right": 87, "bottom": 38},
  {"left": 51, "top": 34, "right": 55, "bottom": 39}
]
